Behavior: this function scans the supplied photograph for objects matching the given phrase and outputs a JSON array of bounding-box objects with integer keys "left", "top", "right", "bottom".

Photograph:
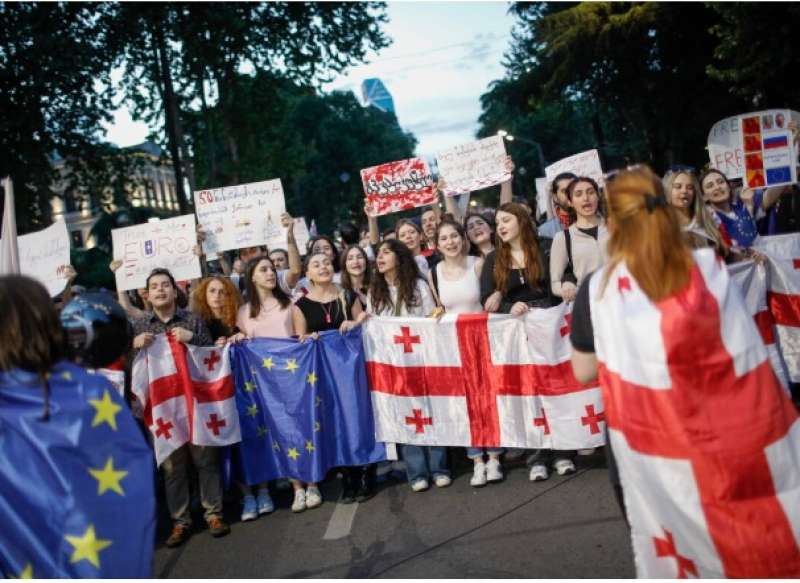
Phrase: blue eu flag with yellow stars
[
  {"left": 231, "top": 327, "right": 387, "bottom": 484},
  {"left": 0, "top": 362, "right": 155, "bottom": 578}
]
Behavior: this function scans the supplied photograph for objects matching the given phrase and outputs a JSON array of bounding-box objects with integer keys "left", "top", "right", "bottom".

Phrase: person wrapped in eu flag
[{"left": 0, "top": 276, "right": 155, "bottom": 578}]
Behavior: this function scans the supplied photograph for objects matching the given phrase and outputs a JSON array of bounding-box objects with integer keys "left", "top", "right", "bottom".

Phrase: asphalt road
[{"left": 153, "top": 450, "right": 635, "bottom": 578}]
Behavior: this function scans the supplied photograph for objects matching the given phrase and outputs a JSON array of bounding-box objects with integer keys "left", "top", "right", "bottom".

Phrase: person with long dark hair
[
  {"left": 340, "top": 244, "right": 372, "bottom": 308},
  {"left": 395, "top": 218, "right": 434, "bottom": 276},
  {"left": 367, "top": 239, "right": 450, "bottom": 492},
  {"left": 465, "top": 212, "right": 496, "bottom": 258}
]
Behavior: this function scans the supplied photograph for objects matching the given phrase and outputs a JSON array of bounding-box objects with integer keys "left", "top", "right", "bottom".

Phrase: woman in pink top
[{"left": 230, "top": 257, "right": 301, "bottom": 519}]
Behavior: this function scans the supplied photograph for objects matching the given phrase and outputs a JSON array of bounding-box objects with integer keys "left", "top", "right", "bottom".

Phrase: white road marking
[{"left": 323, "top": 502, "right": 359, "bottom": 540}]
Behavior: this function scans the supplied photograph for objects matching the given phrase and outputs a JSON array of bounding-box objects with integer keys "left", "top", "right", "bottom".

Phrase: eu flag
[
  {"left": 0, "top": 362, "right": 155, "bottom": 578},
  {"left": 231, "top": 327, "right": 386, "bottom": 485}
]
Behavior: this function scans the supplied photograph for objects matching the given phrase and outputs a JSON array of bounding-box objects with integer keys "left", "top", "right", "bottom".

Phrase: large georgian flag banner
[
  {"left": 132, "top": 335, "right": 241, "bottom": 465},
  {"left": 363, "top": 305, "right": 605, "bottom": 449},
  {"left": 591, "top": 249, "right": 800, "bottom": 578}
]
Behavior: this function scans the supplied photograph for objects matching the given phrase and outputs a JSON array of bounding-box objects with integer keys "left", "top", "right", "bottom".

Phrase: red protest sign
[{"left": 361, "top": 158, "right": 437, "bottom": 217}]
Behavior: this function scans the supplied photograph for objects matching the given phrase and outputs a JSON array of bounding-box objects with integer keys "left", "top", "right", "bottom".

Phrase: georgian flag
[
  {"left": 591, "top": 249, "right": 800, "bottom": 578},
  {"left": 755, "top": 233, "right": 800, "bottom": 382},
  {"left": 727, "top": 259, "right": 791, "bottom": 390},
  {"left": 132, "top": 334, "right": 241, "bottom": 465},
  {"left": 362, "top": 305, "right": 604, "bottom": 450}
]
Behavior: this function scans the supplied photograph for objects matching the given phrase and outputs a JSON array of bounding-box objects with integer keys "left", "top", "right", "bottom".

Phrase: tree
[{"left": 0, "top": 3, "right": 127, "bottom": 232}]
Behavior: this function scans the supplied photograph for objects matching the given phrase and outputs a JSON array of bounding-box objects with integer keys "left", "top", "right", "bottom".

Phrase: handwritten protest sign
[
  {"left": 112, "top": 214, "right": 201, "bottom": 291},
  {"left": 6, "top": 221, "right": 71, "bottom": 296},
  {"left": 708, "top": 109, "right": 800, "bottom": 180},
  {"left": 265, "top": 217, "right": 311, "bottom": 253},
  {"left": 740, "top": 110, "right": 797, "bottom": 189},
  {"left": 194, "top": 179, "right": 285, "bottom": 255},
  {"left": 435, "top": 135, "right": 510, "bottom": 196},
  {"left": 545, "top": 149, "right": 604, "bottom": 188},
  {"left": 535, "top": 177, "right": 550, "bottom": 218},
  {"left": 361, "top": 158, "right": 437, "bottom": 216}
]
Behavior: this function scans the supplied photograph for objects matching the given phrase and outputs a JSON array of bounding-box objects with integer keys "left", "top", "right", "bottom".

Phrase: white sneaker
[
  {"left": 410, "top": 479, "right": 429, "bottom": 492},
  {"left": 241, "top": 495, "right": 258, "bottom": 521},
  {"left": 305, "top": 485, "right": 322, "bottom": 508},
  {"left": 529, "top": 463, "right": 549, "bottom": 481},
  {"left": 577, "top": 448, "right": 596, "bottom": 456},
  {"left": 434, "top": 474, "right": 452, "bottom": 488},
  {"left": 470, "top": 462, "right": 488, "bottom": 488},
  {"left": 291, "top": 489, "right": 307, "bottom": 513},
  {"left": 486, "top": 458, "right": 503, "bottom": 483},
  {"left": 554, "top": 458, "right": 576, "bottom": 476}
]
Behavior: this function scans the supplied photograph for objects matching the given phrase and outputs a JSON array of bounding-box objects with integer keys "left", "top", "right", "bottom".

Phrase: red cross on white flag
[
  {"left": 592, "top": 249, "right": 800, "bottom": 577},
  {"left": 132, "top": 334, "right": 241, "bottom": 465},
  {"left": 363, "top": 307, "right": 604, "bottom": 450}
]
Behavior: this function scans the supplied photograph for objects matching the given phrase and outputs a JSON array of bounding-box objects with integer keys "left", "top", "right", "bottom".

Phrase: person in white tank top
[{"left": 428, "top": 220, "right": 504, "bottom": 487}]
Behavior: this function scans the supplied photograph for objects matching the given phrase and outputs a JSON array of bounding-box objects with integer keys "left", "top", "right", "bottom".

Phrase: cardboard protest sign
[
  {"left": 708, "top": 109, "right": 800, "bottom": 180},
  {"left": 6, "top": 220, "right": 71, "bottom": 297},
  {"left": 435, "top": 135, "right": 510, "bottom": 196},
  {"left": 361, "top": 158, "right": 437, "bottom": 216},
  {"left": 265, "top": 217, "right": 311, "bottom": 254},
  {"left": 740, "top": 111, "right": 797, "bottom": 189},
  {"left": 194, "top": 179, "right": 285, "bottom": 254},
  {"left": 535, "top": 177, "right": 550, "bottom": 219},
  {"left": 112, "top": 214, "right": 201, "bottom": 292},
  {"left": 545, "top": 149, "right": 604, "bottom": 188}
]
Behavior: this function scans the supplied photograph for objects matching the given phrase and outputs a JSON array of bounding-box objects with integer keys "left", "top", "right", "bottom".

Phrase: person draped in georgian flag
[{"left": 569, "top": 165, "right": 800, "bottom": 578}]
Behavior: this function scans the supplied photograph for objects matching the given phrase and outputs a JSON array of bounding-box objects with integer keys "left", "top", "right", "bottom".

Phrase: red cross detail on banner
[
  {"left": 368, "top": 313, "right": 591, "bottom": 447},
  {"left": 618, "top": 276, "right": 631, "bottom": 294},
  {"left": 142, "top": 337, "right": 234, "bottom": 439},
  {"left": 405, "top": 408, "right": 433, "bottom": 433},
  {"left": 653, "top": 528, "right": 698, "bottom": 578},
  {"left": 533, "top": 408, "right": 550, "bottom": 435},
  {"left": 581, "top": 404, "right": 605, "bottom": 434},
  {"left": 560, "top": 313, "right": 572, "bottom": 337},
  {"left": 206, "top": 413, "right": 227, "bottom": 436},
  {"left": 793, "top": 259, "right": 800, "bottom": 270},
  {"left": 203, "top": 350, "right": 220, "bottom": 372},
  {"left": 154, "top": 417, "right": 174, "bottom": 440},
  {"left": 599, "top": 266, "right": 800, "bottom": 577},
  {"left": 394, "top": 326, "right": 421, "bottom": 353}
]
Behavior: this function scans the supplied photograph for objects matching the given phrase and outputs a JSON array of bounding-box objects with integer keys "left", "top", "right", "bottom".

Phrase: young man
[
  {"left": 420, "top": 207, "right": 440, "bottom": 257},
  {"left": 537, "top": 172, "right": 577, "bottom": 239},
  {"left": 131, "top": 268, "right": 227, "bottom": 547},
  {"left": 269, "top": 248, "right": 289, "bottom": 270}
]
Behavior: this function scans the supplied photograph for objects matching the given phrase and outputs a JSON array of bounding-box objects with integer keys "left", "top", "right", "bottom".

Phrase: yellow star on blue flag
[
  {"left": 88, "top": 390, "right": 122, "bottom": 431},
  {"left": 65, "top": 525, "right": 112, "bottom": 569},
  {"left": 88, "top": 457, "right": 128, "bottom": 496}
]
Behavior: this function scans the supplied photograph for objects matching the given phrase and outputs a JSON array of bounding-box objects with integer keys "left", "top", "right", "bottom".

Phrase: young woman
[
  {"left": 663, "top": 169, "right": 729, "bottom": 258},
  {"left": 479, "top": 202, "right": 571, "bottom": 480},
  {"left": 368, "top": 239, "right": 450, "bottom": 492},
  {"left": 190, "top": 276, "right": 241, "bottom": 345},
  {"left": 569, "top": 166, "right": 799, "bottom": 578},
  {"left": 465, "top": 212, "right": 496, "bottom": 258},
  {"left": 231, "top": 257, "right": 297, "bottom": 518},
  {"left": 550, "top": 177, "right": 609, "bottom": 302},
  {"left": 293, "top": 253, "right": 368, "bottom": 504},
  {"left": 395, "top": 218, "right": 434, "bottom": 276},
  {"left": 340, "top": 244, "right": 372, "bottom": 308},
  {"left": 700, "top": 168, "right": 786, "bottom": 249},
  {"left": 428, "top": 220, "right": 502, "bottom": 487}
]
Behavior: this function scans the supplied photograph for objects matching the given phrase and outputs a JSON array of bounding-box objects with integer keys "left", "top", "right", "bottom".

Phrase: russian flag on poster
[{"left": 764, "top": 135, "right": 789, "bottom": 149}]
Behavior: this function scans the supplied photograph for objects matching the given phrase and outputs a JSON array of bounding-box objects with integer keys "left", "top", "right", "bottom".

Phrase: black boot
[
  {"left": 355, "top": 465, "right": 376, "bottom": 503},
  {"left": 340, "top": 468, "right": 358, "bottom": 504}
]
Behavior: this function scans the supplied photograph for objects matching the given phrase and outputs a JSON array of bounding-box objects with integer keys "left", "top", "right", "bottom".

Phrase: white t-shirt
[{"left": 367, "top": 278, "right": 435, "bottom": 317}]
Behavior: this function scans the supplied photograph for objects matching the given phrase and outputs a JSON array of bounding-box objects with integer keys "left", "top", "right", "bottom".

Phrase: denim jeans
[
  {"left": 466, "top": 447, "right": 504, "bottom": 459},
  {"left": 401, "top": 445, "right": 449, "bottom": 483},
  {"left": 162, "top": 444, "right": 223, "bottom": 526}
]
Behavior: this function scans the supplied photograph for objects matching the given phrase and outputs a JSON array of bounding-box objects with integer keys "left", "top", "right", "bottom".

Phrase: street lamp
[{"left": 497, "top": 129, "right": 546, "bottom": 172}]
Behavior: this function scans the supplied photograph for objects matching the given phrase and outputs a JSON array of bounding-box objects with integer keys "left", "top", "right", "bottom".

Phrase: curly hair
[
  {"left": 494, "top": 202, "right": 544, "bottom": 294},
  {"left": 191, "top": 276, "right": 241, "bottom": 330},
  {"left": 369, "top": 239, "right": 422, "bottom": 315}
]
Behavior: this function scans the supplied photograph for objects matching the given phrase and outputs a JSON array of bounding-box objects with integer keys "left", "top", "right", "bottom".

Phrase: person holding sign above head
[
  {"left": 550, "top": 177, "right": 608, "bottom": 303},
  {"left": 293, "top": 252, "right": 367, "bottom": 506},
  {"left": 367, "top": 239, "right": 451, "bottom": 492},
  {"left": 699, "top": 168, "right": 787, "bottom": 250},
  {"left": 428, "top": 220, "right": 503, "bottom": 487},
  {"left": 537, "top": 172, "right": 577, "bottom": 240},
  {"left": 662, "top": 169, "right": 730, "bottom": 259},
  {"left": 479, "top": 203, "right": 573, "bottom": 481}
]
